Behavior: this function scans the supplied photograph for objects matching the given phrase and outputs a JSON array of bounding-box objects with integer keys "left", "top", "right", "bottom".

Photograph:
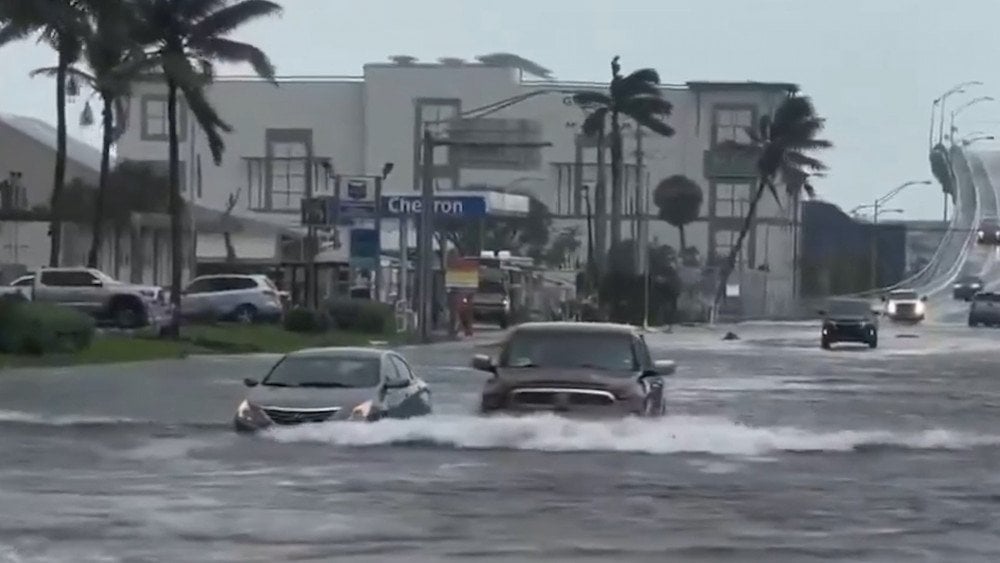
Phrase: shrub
[
  {"left": 326, "top": 298, "right": 394, "bottom": 333},
  {"left": 0, "top": 301, "right": 96, "bottom": 355},
  {"left": 282, "top": 307, "right": 328, "bottom": 333}
]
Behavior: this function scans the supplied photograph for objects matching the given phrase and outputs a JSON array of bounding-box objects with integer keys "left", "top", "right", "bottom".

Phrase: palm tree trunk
[
  {"left": 609, "top": 111, "right": 623, "bottom": 253},
  {"left": 594, "top": 126, "right": 607, "bottom": 276},
  {"left": 713, "top": 179, "right": 765, "bottom": 309},
  {"left": 87, "top": 97, "right": 114, "bottom": 268},
  {"left": 166, "top": 80, "right": 183, "bottom": 338},
  {"left": 678, "top": 225, "right": 687, "bottom": 256},
  {"left": 48, "top": 46, "right": 70, "bottom": 267}
]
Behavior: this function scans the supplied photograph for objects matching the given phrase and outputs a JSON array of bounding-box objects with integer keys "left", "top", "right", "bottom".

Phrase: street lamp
[
  {"left": 951, "top": 96, "right": 995, "bottom": 141},
  {"left": 862, "top": 180, "right": 929, "bottom": 289},
  {"left": 936, "top": 81, "right": 983, "bottom": 144},
  {"left": 962, "top": 134, "right": 995, "bottom": 146}
]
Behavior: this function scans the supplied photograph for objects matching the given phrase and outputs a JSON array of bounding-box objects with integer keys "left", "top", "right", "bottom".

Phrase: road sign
[
  {"left": 382, "top": 195, "right": 487, "bottom": 217},
  {"left": 349, "top": 228, "right": 379, "bottom": 269}
]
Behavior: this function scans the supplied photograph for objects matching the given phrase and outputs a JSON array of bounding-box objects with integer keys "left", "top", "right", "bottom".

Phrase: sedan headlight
[
  {"left": 236, "top": 399, "right": 253, "bottom": 419},
  {"left": 979, "top": 230, "right": 986, "bottom": 239},
  {"left": 349, "top": 400, "right": 374, "bottom": 420}
]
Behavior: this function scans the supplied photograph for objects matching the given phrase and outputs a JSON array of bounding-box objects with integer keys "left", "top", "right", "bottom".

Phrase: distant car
[
  {"left": 0, "top": 274, "right": 33, "bottom": 301},
  {"left": 968, "top": 292, "right": 1000, "bottom": 327},
  {"left": 471, "top": 322, "right": 675, "bottom": 418},
  {"left": 181, "top": 274, "right": 287, "bottom": 323},
  {"left": 953, "top": 275, "right": 985, "bottom": 301},
  {"left": 233, "top": 347, "right": 433, "bottom": 432},
  {"left": 977, "top": 218, "right": 1000, "bottom": 245},
  {"left": 819, "top": 298, "right": 879, "bottom": 349},
  {"left": 881, "top": 289, "right": 927, "bottom": 323}
]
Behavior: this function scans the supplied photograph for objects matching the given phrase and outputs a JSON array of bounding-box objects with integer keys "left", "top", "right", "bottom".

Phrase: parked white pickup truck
[
  {"left": 0, "top": 268, "right": 170, "bottom": 329},
  {"left": 0, "top": 274, "right": 33, "bottom": 301}
]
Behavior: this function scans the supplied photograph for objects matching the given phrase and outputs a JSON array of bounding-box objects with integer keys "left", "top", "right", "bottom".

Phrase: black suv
[{"left": 818, "top": 298, "right": 880, "bottom": 349}]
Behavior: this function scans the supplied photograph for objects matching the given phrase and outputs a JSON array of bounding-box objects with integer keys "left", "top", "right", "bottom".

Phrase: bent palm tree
[
  {"left": 33, "top": 1, "right": 146, "bottom": 268},
  {"left": 134, "top": 0, "right": 282, "bottom": 336},
  {"left": 712, "top": 94, "right": 831, "bottom": 313},
  {"left": 573, "top": 56, "right": 674, "bottom": 266},
  {"left": 1, "top": 1, "right": 87, "bottom": 266}
]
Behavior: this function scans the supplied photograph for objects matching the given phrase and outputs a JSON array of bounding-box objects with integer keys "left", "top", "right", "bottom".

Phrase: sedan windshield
[
  {"left": 500, "top": 332, "right": 638, "bottom": 372},
  {"left": 263, "top": 356, "right": 381, "bottom": 388}
]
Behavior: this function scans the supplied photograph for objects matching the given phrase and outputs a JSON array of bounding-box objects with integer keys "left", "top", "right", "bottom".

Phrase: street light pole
[
  {"left": 950, "top": 96, "right": 995, "bottom": 142},
  {"left": 938, "top": 81, "right": 983, "bottom": 144}
]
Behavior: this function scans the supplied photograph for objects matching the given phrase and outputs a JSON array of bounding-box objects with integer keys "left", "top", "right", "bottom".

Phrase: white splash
[{"left": 265, "top": 414, "right": 1000, "bottom": 456}]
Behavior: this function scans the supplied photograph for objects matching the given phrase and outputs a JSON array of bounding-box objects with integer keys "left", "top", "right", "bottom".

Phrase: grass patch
[{"left": 0, "top": 323, "right": 411, "bottom": 368}]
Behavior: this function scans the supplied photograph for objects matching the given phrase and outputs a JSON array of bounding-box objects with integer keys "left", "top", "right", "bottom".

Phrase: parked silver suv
[{"left": 180, "top": 274, "right": 286, "bottom": 323}]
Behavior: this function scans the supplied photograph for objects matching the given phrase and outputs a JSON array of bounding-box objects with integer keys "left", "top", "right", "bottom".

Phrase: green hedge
[
  {"left": 326, "top": 298, "right": 394, "bottom": 333},
  {"left": 282, "top": 307, "right": 330, "bottom": 333},
  {"left": 0, "top": 300, "right": 96, "bottom": 355}
]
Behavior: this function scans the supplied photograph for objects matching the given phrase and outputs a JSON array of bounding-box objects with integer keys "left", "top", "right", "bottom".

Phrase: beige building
[{"left": 110, "top": 57, "right": 802, "bottom": 315}]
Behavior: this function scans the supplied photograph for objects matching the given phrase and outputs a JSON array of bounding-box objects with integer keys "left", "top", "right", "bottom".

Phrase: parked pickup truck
[
  {"left": 0, "top": 274, "right": 33, "bottom": 301},
  {"left": 0, "top": 268, "right": 170, "bottom": 329}
]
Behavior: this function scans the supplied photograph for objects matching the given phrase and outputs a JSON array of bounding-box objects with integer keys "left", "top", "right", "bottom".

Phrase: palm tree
[
  {"left": 1, "top": 1, "right": 88, "bottom": 266},
  {"left": 133, "top": 0, "right": 282, "bottom": 335},
  {"left": 32, "top": 1, "right": 146, "bottom": 268},
  {"left": 574, "top": 56, "right": 674, "bottom": 268},
  {"left": 712, "top": 94, "right": 832, "bottom": 313},
  {"left": 653, "top": 174, "right": 703, "bottom": 253}
]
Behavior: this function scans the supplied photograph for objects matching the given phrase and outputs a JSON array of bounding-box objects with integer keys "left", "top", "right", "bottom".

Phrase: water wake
[{"left": 266, "top": 414, "right": 1000, "bottom": 456}]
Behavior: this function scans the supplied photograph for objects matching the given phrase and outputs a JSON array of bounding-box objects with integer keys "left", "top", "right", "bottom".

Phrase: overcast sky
[{"left": 1, "top": 0, "right": 997, "bottom": 220}]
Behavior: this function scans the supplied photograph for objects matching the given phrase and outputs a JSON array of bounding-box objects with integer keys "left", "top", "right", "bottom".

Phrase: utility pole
[
  {"left": 418, "top": 129, "right": 435, "bottom": 343},
  {"left": 870, "top": 198, "right": 880, "bottom": 290}
]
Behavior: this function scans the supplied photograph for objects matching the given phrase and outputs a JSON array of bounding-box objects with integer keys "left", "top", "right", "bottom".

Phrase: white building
[{"left": 115, "top": 56, "right": 804, "bottom": 317}]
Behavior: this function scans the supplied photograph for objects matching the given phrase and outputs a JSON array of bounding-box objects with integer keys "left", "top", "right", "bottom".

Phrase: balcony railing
[{"left": 243, "top": 156, "right": 333, "bottom": 213}]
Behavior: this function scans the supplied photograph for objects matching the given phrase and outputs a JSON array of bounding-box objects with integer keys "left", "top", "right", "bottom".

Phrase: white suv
[{"left": 180, "top": 274, "right": 286, "bottom": 323}]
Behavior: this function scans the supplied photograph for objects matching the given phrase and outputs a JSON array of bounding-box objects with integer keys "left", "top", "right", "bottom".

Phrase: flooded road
[{"left": 2, "top": 323, "right": 1000, "bottom": 562}]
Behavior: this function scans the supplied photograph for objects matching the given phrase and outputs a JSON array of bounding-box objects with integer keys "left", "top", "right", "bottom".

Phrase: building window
[
  {"left": 715, "top": 181, "right": 753, "bottom": 218},
  {"left": 713, "top": 107, "right": 754, "bottom": 145},
  {"left": 268, "top": 142, "right": 308, "bottom": 211},
  {"left": 140, "top": 95, "right": 187, "bottom": 142},
  {"left": 714, "top": 229, "right": 745, "bottom": 268},
  {"left": 421, "top": 103, "right": 458, "bottom": 164}
]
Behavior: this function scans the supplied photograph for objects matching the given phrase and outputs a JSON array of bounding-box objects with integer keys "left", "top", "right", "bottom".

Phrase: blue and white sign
[
  {"left": 349, "top": 228, "right": 379, "bottom": 269},
  {"left": 382, "top": 195, "right": 487, "bottom": 217}
]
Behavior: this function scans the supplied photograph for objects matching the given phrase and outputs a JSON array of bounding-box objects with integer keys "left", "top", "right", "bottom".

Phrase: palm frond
[
  {"left": 770, "top": 95, "right": 818, "bottom": 138},
  {"left": 633, "top": 114, "right": 675, "bottom": 137},
  {"left": 0, "top": 21, "right": 36, "bottom": 46},
  {"left": 190, "top": 0, "right": 282, "bottom": 42},
  {"left": 30, "top": 65, "right": 96, "bottom": 85},
  {"left": 163, "top": 54, "right": 230, "bottom": 163},
  {"left": 572, "top": 91, "right": 611, "bottom": 108},
  {"left": 611, "top": 70, "right": 660, "bottom": 99},
  {"left": 783, "top": 137, "right": 833, "bottom": 151},
  {"left": 784, "top": 151, "right": 827, "bottom": 172},
  {"left": 620, "top": 95, "right": 672, "bottom": 118},
  {"left": 581, "top": 107, "right": 608, "bottom": 138},
  {"left": 190, "top": 37, "right": 275, "bottom": 80}
]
